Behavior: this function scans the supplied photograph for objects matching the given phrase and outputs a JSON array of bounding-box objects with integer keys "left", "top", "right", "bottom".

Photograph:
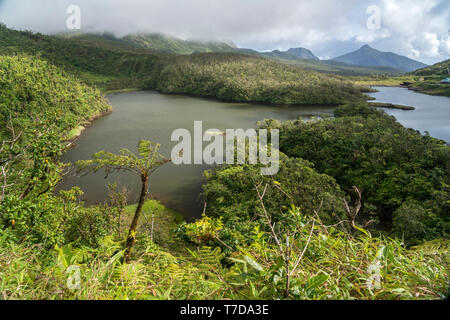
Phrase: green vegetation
[
  {"left": 76, "top": 141, "right": 170, "bottom": 262},
  {"left": 61, "top": 32, "right": 238, "bottom": 55},
  {"left": 0, "top": 54, "right": 110, "bottom": 222},
  {"left": 123, "top": 33, "right": 237, "bottom": 54},
  {"left": 145, "top": 53, "right": 366, "bottom": 105},
  {"left": 261, "top": 48, "right": 319, "bottom": 61},
  {"left": 352, "top": 60, "right": 450, "bottom": 97},
  {"left": 0, "top": 24, "right": 366, "bottom": 104},
  {"left": 0, "top": 24, "right": 161, "bottom": 91},
  {"left": 1, "top": 196, "right": 448, "bottom": 300},
  {"left": 351, "top": 74, "right": 417, "bottom": 87},
  {"left": 0, "top": 54, "right": 110, "bottom": 139},
  {"left": 62, "top": 31, "right": 405, "bottom": 77},
  {"left": 199, "top": 156, "right": 347, "bottom": 246},
  {"left": 259, "top": 103, "right": 449, "bottom": 245},
  {"left": 287, "top": 59, "right": 404, "bottom": 77},
  {"left": 124, "top": 200, "right": 184, "bottom": 252},
  {"left": 0, "top": 24, "right": 448, "bottom": 300},
  {"left": 413, "top": 59, "right": 450, "bottom": 77},
  {"left": 405, "top": 60, "right": 450, "bottom": 96},
  {"left": 368, "top": 102, "right": 415, "bottom": 110},
  {"left": 407, "top": 81, "right": 450, "bottom": 97}
]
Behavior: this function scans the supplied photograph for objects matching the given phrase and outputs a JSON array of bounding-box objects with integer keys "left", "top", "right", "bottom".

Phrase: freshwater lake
[
  {"left": 369, "top": 86, "right": 450, "bottom": 143},
  {"left": 60, "top": 91, "right": 335, "bottom": 220},
  {"left": 60, "top": 87, "right": 449, "bottom": 220}
]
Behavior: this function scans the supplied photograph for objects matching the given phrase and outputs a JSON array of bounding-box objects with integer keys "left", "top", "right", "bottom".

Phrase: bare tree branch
[
  {"left": 290, "top": 220, "right": 315, "bottom": 276},
  {"left": 255, "top": 184, "right": 285, "bottom": 259}
]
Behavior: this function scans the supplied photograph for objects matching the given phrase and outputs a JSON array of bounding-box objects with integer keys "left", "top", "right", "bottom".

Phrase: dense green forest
[
  {"left": 145, "top": 53, "right": 366, "bottom": 105},
  {"left": 0, "top": 24, "right": 449, "bottom": 300},
  {"left": 0, "top": 24, "right": 367, "bottom": 104},
  {"left": 61, "top": 31, "right": 239, "bottom": 55},
  {"left": 258, "top": 104, "right": 449, "bottom": 244}
]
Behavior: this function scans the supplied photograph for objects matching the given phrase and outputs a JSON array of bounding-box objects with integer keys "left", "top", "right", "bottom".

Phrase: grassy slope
[
  {"left": 124, "top": 200, "right": 184, "bottom": 252},
  {"left": 413, "top": 59, "right": 450, "bottom": 77}
]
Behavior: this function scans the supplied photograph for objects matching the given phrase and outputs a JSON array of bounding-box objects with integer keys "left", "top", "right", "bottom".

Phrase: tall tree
[{"left": 76, "top": 140, "right": 169, "bottom": 263}]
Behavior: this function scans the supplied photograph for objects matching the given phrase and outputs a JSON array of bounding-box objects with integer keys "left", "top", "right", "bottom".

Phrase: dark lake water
[
  {"left": 369, "top": 86, "right": 450, "bottom": 143},
  {"left": 59, "top": 91, "right": 335, "bottom": 220}
]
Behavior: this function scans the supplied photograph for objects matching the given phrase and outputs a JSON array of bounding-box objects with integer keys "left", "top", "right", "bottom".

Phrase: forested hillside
[
  {"left": 261, "top": 47, "right": 319, "bottom": 61},
  {"left": 0, "top": 54, "right": 111, "bottom": 142},
  {"left": 413, "top": 59, "right": 450, "bottom": 77},
  {"left": 259, "top": 104, "right": 450, "bottom": 245},
  {"left": 146, "top": 53, "right": 366, "bottom": 105},
  {"left": 0, "top": 24, "right": 162, "bottom": 90},
  {"left": 0, "top": 54, "right": 110, "bottom": 205},
  {"left": 0, "top": 24, "right": 366, "bottom": 104},
  {"left": 123, "top": 33, "right": 237, "bottom": 54},
  {"left": 62, "top": 32, "right": 238, "bottom": 55}
]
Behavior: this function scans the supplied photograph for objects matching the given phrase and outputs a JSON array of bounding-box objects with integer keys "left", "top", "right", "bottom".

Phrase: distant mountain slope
[
  {"left": 411, "top": 59, "right": 450, "bottom": 76},
  {"left": 61, "top": 32, "right": 237, "bottom": 55},
  {"left": 123, "top": 33, "right": 237, "bottom": 54},
  {"left": 261, "top": 47, "right": 319, "bottom": 61},
  {"left": 332, "top": 45, "right": 427, "bottom": 72},
  {"left": 58, "top": 32, "right": 401, "bottom": 76},
  {"left": 272, "top": 56, "right": 404, "bottom": 76},
  {"left": 261, "top": 50, "right": 299, "bottom": 60},
  {"left": 287, "top": 47, "right": 320, "bottom": 60},
  {"left": 321, "top": 59, "right": 404, "bottom": 74}
]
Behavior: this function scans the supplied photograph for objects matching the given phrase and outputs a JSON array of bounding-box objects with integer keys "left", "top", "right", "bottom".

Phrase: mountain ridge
[
  {"left": 56, "top": 31, "right": 413, "bottom": 75},
  {"left": 261, "top": 47, "right": 319, "bottom": 61},
  {"left": 332, "top": 44, "right": 427, "bottom": 72},
  {"left": 60, "top": 31, "right": 238, "bottom": 55}
]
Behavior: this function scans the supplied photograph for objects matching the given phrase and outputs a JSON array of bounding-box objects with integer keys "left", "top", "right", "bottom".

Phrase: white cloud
[{"left": 0, "top": 0, "right": 448, "bottom": 64}]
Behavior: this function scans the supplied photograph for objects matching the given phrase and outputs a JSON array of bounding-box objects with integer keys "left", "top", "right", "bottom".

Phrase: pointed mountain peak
[
  {"left": 360, "top": 44, "right": 374, "bottom": 50},
  {"left": 286, "top": 47, "right": 320, "bottom": 60},
  {"left": 332, "top": 44, "right": 427, "bottom": 72}
]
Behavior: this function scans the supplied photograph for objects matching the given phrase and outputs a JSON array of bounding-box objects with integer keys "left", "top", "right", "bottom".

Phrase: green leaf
[{"left": 243, "top": 255, "right": 264, "bottom": 272}]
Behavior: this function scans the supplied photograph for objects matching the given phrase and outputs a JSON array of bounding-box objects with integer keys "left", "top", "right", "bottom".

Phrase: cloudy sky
[{"left": 0, "top": 0, "right": 449, "bottom": 64}]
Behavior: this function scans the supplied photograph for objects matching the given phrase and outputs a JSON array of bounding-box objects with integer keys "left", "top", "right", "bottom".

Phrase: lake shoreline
[
  {"left": 65, "top": 108, "right": 113, "bottom": 145},
  {"left": 369, "top": 86, "right": 450, "bottom": 143},
  {"left": 102, "top": 87, "right": 350, "bottom": 108},
  {"left": 368, "top": 102, "right": 415, "bottom": 110}
]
